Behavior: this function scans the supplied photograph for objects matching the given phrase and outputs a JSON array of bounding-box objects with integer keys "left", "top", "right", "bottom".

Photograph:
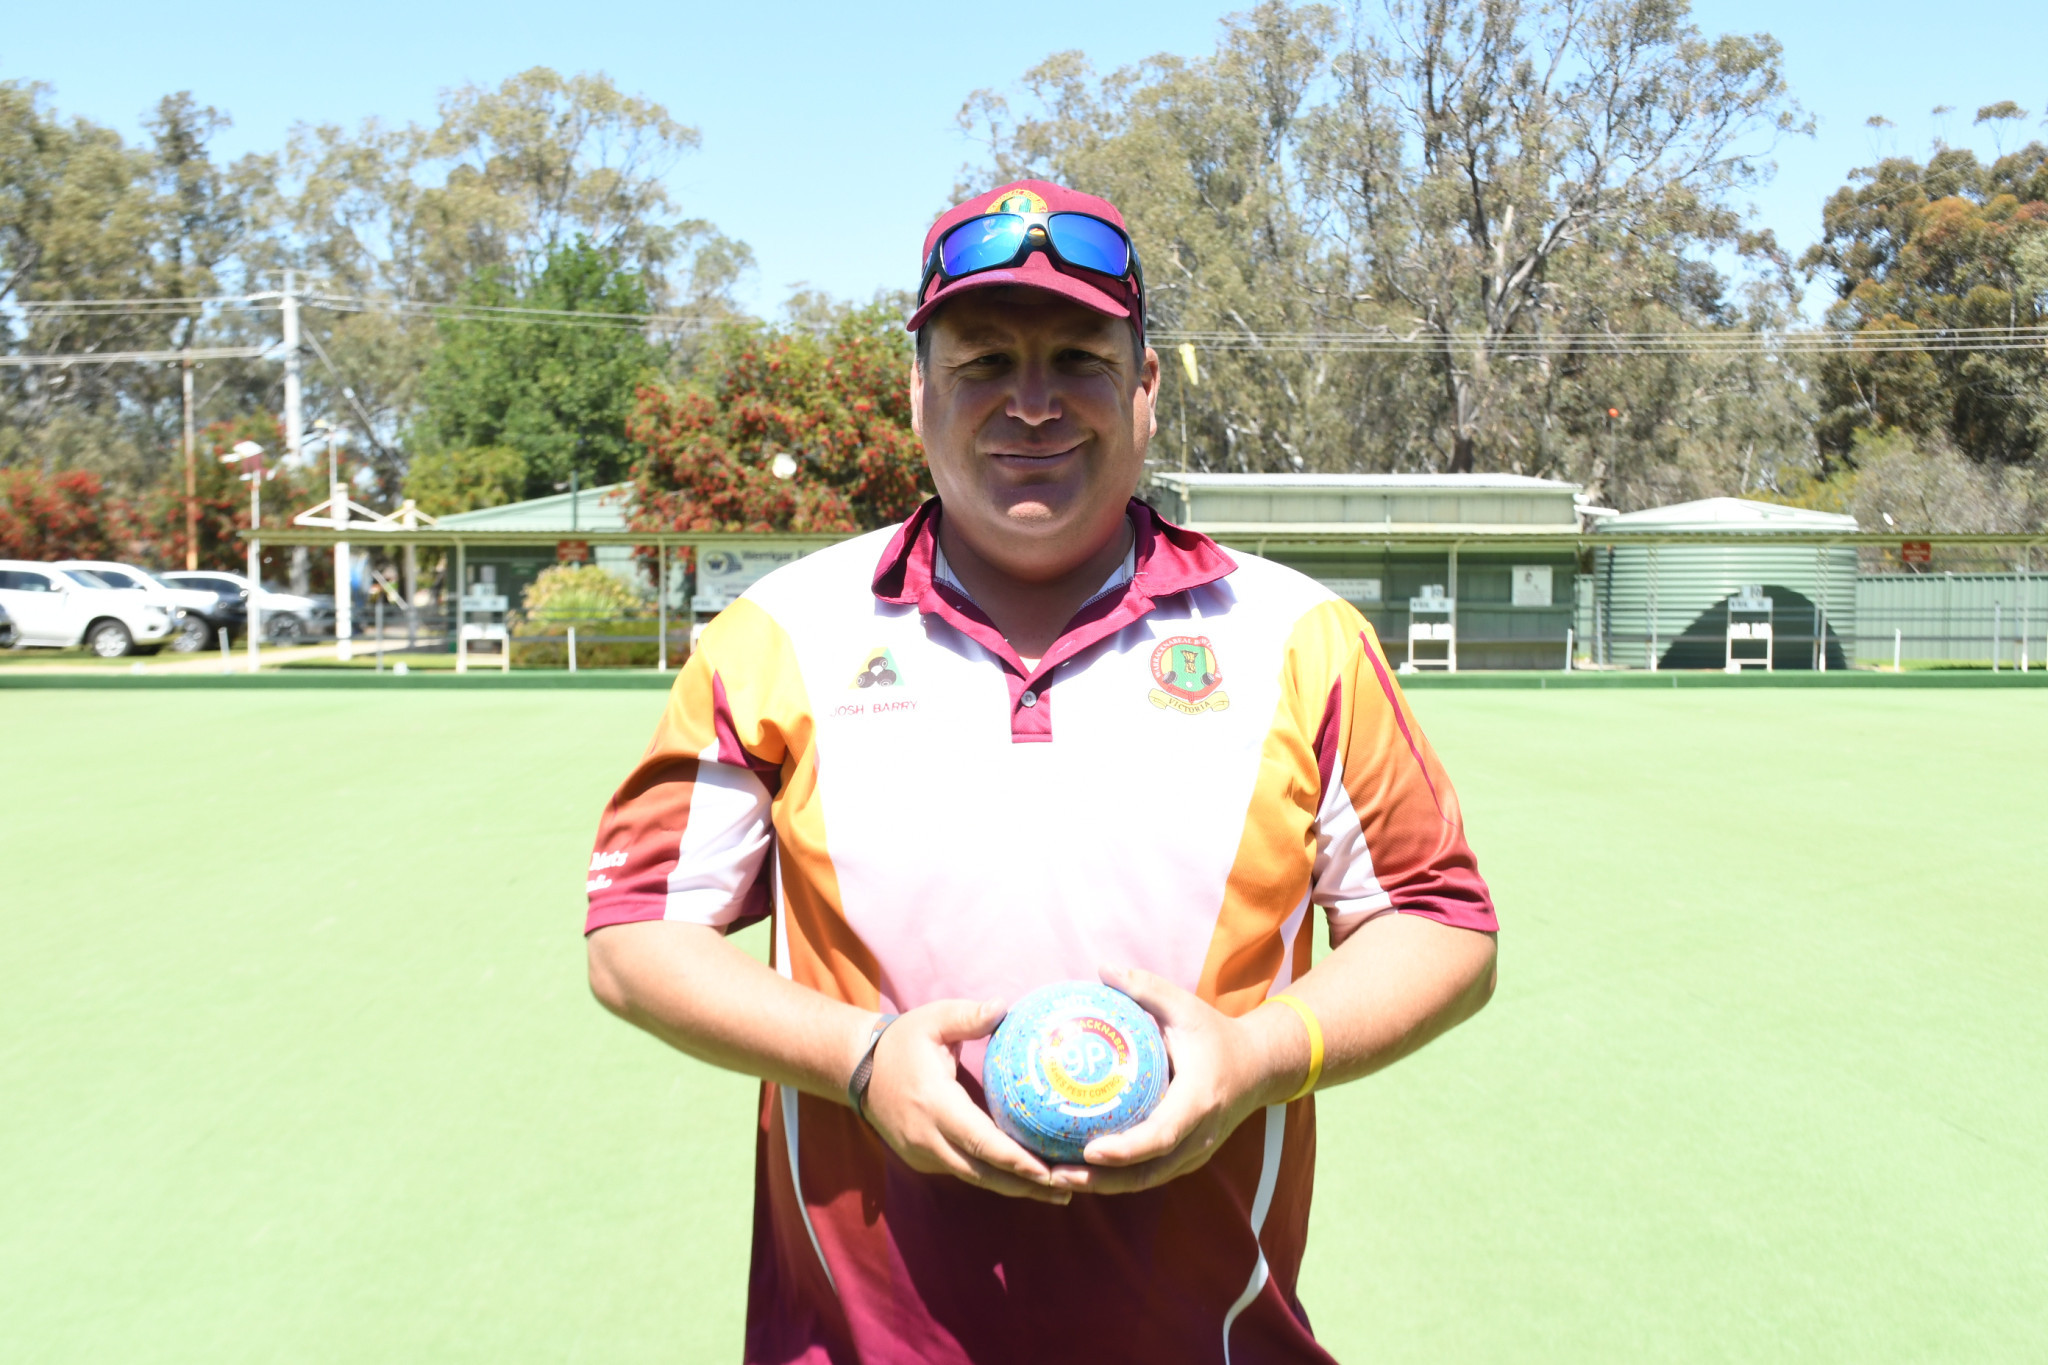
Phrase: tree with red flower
[{"left": 627, "top": 302, "right": 928, "bottom": 537}]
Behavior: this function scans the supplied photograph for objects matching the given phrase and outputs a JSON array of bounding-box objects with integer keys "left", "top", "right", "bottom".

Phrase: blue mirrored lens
[
  {"left": 1047, "top": 214, "right": 1130, "bottom": 277},
  {"left": 941, "top": 215, "right": 1027, "bottom": 276}
]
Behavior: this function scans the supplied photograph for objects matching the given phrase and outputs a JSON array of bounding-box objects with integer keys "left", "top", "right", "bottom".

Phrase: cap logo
[{"left": 988, "top": 188, "right": 1048, "bottom": 215}]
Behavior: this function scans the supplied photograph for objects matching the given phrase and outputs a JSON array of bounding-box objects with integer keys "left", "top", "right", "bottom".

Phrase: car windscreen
[
  {"left": 62, "top": 569, "right": 112, "bottom": 588},
  {"left": 0, "top": 570, "right": 55, "bottom": 591},
  {"left": 87, "top": 568, "right": 141, "bottom": 588}
]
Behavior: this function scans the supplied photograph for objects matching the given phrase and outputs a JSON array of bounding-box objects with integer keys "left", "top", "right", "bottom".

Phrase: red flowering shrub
[
  {"left": 0, "top": 468, "right": 133, "bottom": 560},
  {"left": 627, "top": 304, "right": 928, "bottom": 537}
]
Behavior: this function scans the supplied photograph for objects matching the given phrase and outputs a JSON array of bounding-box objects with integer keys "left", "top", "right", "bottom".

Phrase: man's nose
[{"left": 1005, "top": 359, "right": 1062, "bottom": 427}]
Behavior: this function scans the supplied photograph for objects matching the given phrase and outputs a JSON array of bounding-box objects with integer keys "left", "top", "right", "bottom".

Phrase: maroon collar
[{"left": 871, "top": 497, "right": 1236, "bottom": 685}]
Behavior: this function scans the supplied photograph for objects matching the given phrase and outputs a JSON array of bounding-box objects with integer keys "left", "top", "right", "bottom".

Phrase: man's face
[{"left": 911, "top": 288, "right": 1159, "bottom": 582}]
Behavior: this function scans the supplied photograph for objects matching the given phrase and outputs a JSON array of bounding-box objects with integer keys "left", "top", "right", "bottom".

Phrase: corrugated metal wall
[
  {"left": 1262, "top": 546, "right": 1579, "bottom": 669},
  {"left": 1183, "top": 486, "right": 1577, "bottom": 526},
  {"left": 1588, "top": 544, "right": 1859, "bottom": 669},
  {"left": 1854, "top": 574, "right": 2048, "bottom": 665}
]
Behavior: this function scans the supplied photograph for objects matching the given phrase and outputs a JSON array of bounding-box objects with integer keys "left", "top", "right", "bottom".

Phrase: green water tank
[{"left": 1587, "top": 499, "right": 1858, "bottom": 669}]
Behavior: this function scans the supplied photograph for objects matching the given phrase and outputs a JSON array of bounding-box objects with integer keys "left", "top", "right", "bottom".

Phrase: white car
[
  {"left": 55, "top": 560, "right": 221, "bottom": 652},
  {"left": 0, "top": 560, "right": 179, "bottom": 656}
]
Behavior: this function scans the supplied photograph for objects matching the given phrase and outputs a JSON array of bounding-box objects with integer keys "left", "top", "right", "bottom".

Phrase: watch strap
[{"left": 847, "top": 1013, "right": 900, "bottom": 1125}]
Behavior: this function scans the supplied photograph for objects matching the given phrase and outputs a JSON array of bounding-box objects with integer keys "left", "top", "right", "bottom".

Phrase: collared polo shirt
[{"left": 586, "top": 497, "right": 1495, "bottom": 1365}]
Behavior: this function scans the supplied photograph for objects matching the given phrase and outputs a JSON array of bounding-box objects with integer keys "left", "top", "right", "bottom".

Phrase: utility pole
[{"left": 182, "top": 354, "right": 198, "bottom": 570}]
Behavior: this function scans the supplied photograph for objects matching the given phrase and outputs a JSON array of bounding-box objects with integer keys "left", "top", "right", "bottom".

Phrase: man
[{"left": 586, "top": 180, "right": 1497, "bottom": 1363}]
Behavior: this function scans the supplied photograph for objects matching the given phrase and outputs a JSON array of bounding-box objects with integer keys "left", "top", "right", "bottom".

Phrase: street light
[{"left": 223, "top": 440, "right": 267, "bottom": 671}]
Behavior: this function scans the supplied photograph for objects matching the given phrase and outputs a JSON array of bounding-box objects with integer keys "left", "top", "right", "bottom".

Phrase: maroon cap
[{"left": 907, "top": 179, "right": 1142, "bottom": 333}]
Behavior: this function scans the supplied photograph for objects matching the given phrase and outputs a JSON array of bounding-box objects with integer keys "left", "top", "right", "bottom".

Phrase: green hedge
[{"left": 507, "top": 618, "right": 688, "bottom": 669}]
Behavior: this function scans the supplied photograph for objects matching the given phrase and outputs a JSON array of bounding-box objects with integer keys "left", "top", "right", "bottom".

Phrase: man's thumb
[{"left": 931, "top": 997, "right": 1006, "bottom": 1043}]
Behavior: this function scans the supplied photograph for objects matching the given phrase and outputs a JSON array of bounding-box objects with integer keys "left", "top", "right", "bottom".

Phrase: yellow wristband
[{"left": 1267, "top": 993, "right": 1324, "bottom": 1103}]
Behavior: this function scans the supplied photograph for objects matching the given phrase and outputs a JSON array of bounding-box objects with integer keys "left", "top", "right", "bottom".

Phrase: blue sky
[{"left": 6, "top": 1, "right": 2044, "bottom": 314}]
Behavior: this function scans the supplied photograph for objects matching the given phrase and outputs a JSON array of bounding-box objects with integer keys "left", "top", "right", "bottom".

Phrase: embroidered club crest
[
  {"left": 988, "top": 188, "right": 1049, "bottom": 215},
  {"left": 1149, "top": 636, "right": 1229, "bottom": 714},
  {"left": 851, "top": 647, "right": 904, "bottom": 689}
]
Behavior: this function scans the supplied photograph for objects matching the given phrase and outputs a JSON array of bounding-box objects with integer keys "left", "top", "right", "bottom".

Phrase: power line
[
  {"left": 8, "top": 289, "right": 2048, "bottom": 357},
  {"left": 1155, "top": 327, "right": 2048, "bottom": 356},
  {"left": 307, "top": 293, "right": 709, "bottom": 332},
  {"left": 0, "top": 345, "right": 272, "bottom": 368}
]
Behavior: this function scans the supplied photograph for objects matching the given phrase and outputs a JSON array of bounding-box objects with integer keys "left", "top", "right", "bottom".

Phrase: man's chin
[{"left": 991, "top": 497, "right": 1086, "bottom": 535}]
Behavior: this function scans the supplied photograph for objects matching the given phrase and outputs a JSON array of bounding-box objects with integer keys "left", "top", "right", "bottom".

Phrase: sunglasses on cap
[{"left": 919, "top": 211, "right": 1146, "bottom": 321}]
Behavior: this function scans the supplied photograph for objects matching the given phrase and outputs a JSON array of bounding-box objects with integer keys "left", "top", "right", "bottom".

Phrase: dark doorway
[{"left": 1659, "top": 584, "right": 1848, "bottom": 670}]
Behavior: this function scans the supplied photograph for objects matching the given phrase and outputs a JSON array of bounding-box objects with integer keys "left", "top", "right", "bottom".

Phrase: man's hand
[
  {"left": 1053, "top": 966, "right": 1305, "bottom": 1196},
  {"left": 863, "top": 998, "right": 1073, "bottom": 1205},
  {"left": 1056, "top": 916, "right": 1497, "bottom": 1196}
]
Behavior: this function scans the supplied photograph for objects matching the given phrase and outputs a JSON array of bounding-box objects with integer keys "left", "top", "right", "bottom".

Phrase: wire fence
[{"left": 184, "top": 566, "right": 2048, "bottom": 675}]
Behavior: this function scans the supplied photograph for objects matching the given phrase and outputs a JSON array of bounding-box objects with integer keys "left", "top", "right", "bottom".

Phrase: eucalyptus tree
[{"left": 964, "top": 0, "right": 1814, "bottom": 503}]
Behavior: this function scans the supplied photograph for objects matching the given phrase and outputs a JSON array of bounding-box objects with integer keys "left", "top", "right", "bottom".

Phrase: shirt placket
[{"left": 875, "top": 499, "right": 1237, "bottom": 745}]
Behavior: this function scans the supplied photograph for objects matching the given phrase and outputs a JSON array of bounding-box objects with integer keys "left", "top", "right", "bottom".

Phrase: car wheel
[
  {"left": 87, "top": 619, "right": 135, "bottom": 658},
  {"left": 169, "top": 616, "right": 213, "bottom": 653},
  {"left": 267, "top": 615, "right": 305, "bottom": 645}
]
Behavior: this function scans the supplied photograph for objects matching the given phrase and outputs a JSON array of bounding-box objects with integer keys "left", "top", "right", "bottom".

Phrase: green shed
[
  {"left": 435, "top": 483, "right": 655, "bottom": 609},
  {"left": 1146, "top": 472, "right": 1585, "bottom": 670}
]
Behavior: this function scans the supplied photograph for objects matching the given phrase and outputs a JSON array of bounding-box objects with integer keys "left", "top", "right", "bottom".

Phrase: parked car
[
  {"left": 0, "top": 600, "right": 16, "bottom": 648},
  {"left": 0, "top": 561, "right": 178, "bottom": 656},
  {"left": 157, "top": 570, "right": 331, "bottom": 645},
  {"left": 149, "top": 570, "right": 251, "bottom": 648},
  {"left": 55, "top": 560, "right": 225, "bottom": 652}
]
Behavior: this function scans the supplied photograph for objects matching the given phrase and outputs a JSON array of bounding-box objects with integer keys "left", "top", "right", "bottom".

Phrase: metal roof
[
  {"left": 1150, "top": 471, "right": 1578, "bottom": 492},
  {"left": 436, "top": 483, "right": 634, "bottom": 532},
  {"left": 1593, "top": 497, "right": 1860, "bottom": 534}
]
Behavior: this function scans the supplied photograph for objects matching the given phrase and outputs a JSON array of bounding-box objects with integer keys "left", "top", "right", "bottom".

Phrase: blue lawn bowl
[{"left": 983, "top": 981, "right": 1170, "bottom": 1165}]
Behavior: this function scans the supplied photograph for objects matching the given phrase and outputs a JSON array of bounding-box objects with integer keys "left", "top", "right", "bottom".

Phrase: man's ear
[
  {"left": 909, "top": 357, "right": 925, "bottom": 440},
  {"left": 1140, "top": 346, "right": 1161, "bottom": 439}
]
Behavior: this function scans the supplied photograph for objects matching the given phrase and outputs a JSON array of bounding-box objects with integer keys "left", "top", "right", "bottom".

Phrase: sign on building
[
  {"left": 692, "top": 547, "right": 809, "bottom": 612},
  {"left": 1318, "top": 577, "right": 1383, "bottom": 604},
  {"left": 1511, "top": 565, "right": 1553, "bottom": 606}
]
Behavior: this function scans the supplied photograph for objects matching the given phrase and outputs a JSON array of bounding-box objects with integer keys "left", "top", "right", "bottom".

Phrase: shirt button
[{"left": 1020, "top": 690, "right": 1038, "bottom": 709}]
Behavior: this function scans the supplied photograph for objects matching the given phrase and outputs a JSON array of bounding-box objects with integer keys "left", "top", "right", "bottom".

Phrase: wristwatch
[{"left": 847, "top": 1013, "right": 901, "bottom": 1125}]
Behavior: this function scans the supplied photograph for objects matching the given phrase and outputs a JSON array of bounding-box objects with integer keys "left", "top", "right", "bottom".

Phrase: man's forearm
[
  {"left": 1255, "top": 911, "right": 1497, "bottom": 1100},
  {"left": 587, "top": 920, "right": 876, "bottom": 1103}
]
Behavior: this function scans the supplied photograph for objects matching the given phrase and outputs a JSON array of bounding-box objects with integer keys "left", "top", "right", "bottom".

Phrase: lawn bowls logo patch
[
  {"left": 850, "top": 647, "right": 903, "bottom": 689},
  {"left": 1149, "top": 635, "right": 1229, "bottom": 714}
]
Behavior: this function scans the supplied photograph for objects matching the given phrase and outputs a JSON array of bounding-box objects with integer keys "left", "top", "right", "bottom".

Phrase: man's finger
[
  {"left": 958, "top": 1154, "right": 1074, "bottom": 1204},
  {"left": 928, "top": 997, "right": 1006, "bottom": 1044},
  {"left": 918, "top": 1108, "right": 1071, "bottom": 1203},
  {"left": 933, "top": 1085, "right": 1056, "bottom": 1184},
  {"left": 1059, "top": 1149, "right": 1190, "bottom": 1196},
  {"left": 1099, "top": 964, "right": 1200, "bottom": 1026},
  {"left": 1080, "top": 1086, "right": 1199, "bottom": 1167}
]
